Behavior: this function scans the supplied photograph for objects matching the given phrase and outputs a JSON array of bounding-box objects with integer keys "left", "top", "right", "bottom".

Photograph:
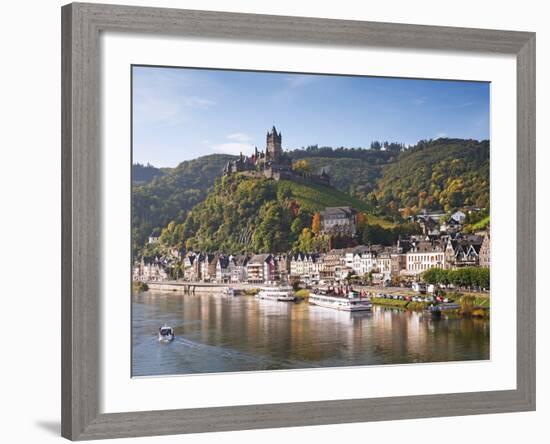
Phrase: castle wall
[
  {"left": 276, "top": 170, "right": 330, "bottom": 187},
  {"left": 233, "top": 169, "right": 330, "bottom": 187},
  {"left": 239, "top": 171, "right": 265, "bottom": 179}
]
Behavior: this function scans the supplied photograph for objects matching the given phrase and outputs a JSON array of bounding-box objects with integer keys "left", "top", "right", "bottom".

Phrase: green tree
[
  {"left": 252, "top": 202, "right": 293, "bottom": 253},
  {"left": 363, "top": 271, "right": 374, "bottom": 285},
  {"left": 296, "top": 228, "right": 314, "bottom": 252},
  {"left": 422, "top": 267, "right": 443, "bottom": 285},
  {"left": 290, "top": 218, "right": 304, "bottom": 235}
]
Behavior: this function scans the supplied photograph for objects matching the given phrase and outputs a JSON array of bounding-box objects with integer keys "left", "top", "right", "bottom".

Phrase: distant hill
[
  {"left": 373, "top": 139, "right": 489, "bottom": 215},
  {"left": 288, "top": 145, "right": 398, "bottom": 162},
  {"left": 132, "top": 163, "right": 167, "bottom": 184},
  {"left": 132, "top": 154, "right": 236, "bottom": 254}
]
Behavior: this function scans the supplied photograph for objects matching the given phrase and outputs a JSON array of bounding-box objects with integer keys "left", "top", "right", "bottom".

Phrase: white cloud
[
  {"left": 226, "top": 132, "right": 252, "bottom": 143},
  {"left": 210, "top": 133, "right": 256, "bottom": 155},
  {"left": 435, "top": 132, "right": 448, "bottom": 139},
  {"left": 211, "top": 142, "right": 255, "bottom": 155}
]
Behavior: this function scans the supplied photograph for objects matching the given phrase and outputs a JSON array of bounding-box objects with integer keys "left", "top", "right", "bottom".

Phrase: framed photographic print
[{"left": 61, "top": 2, "right": 536, "bottom": 440}]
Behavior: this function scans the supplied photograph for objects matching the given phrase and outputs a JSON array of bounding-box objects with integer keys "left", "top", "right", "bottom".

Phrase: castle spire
[{"left": 266, "top": 126, "right": 282, "bottom": 160}]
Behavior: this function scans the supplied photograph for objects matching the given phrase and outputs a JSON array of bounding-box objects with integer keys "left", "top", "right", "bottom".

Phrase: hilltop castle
[{"left": 223, "top": 126, "right": 330, "bottom": 186}]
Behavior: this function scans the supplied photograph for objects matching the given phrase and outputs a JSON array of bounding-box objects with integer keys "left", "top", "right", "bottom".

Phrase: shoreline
[
  {"left": 135, "top": 281, "right": 261, "bottom": 296},
  {"left": 135, "top": 281, "right": 489, "bottom": 319},
  {"left": 370, "top": 296, "right": 489, "bottom": 318}
]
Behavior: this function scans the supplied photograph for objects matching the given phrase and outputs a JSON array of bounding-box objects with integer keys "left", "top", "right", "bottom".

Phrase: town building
[
  {"left": 230, "top": 255, "right": 249, "bottom": 283},
  {"left": 451, "top": 210, "right": 467, "bottom": 224},
  {"left": 416, "top": 214, "right": 439, "bottom": 236},
  {"left": 479, "top": 232, "right": 490, "bottom": 268},
  {"left": 320, "top": 206, "right": 357, "bottom": 237},
  {"left": 405, "top": 239, "right": 446, "bottom": 276},
  {"left": 376, "top": 251, "right": 392, "bottom": 276},
  {"left": 200, "top": 253, "right": 217, "bottom": 282},
  {"left": 440, "top": 217, "right": 461, "bottom": 234},
  {"left": 319, "top": 249, "right": 345, "bottom": 281},
  {"left": 290, "top": 253, "right": 321, "bottom": 282},
  {"left": 133, "top": 257, "right": 169, "bottom": 282},
  {"left": 273, "top": 254, "right": 290, "bottom": 281},
  {"left": 182, "top": 253, "right": 200, "bottom": 281},
  {"left": 444, "top": 234, "right": 483, "bottom": 269},
  {"left": 148, "top": 234, "right": 160, "bottom": 244},
  {"left": 215, "top": 255, "right": 231, "bottom": 283},
  {"left": 247, "top": 254, "right": 275, "bottom": 284},
  {"left": 390, "top": 251, "right": 407, "bottom": 277}
]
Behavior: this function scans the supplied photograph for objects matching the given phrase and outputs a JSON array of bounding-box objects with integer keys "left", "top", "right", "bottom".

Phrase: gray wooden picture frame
[{"left": 61, "top": 2, "right": 536, "bottom": 440}]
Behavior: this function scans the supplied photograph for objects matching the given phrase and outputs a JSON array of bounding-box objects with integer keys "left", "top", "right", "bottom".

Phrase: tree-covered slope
[
  {"left": 162, "top": 174, "right": 393, "bottom": 254},
  {"left": 132, "top": 154, "right": 236, "bottom": 254},
  {"left": 287, "top": 146, "right": 398, "bottom": 200},
  {"left": 373, "top": 139, "right": 489, "bottom": 215},
  {"left": 132, "top": 148, "right": 394, "bottom": 256},
  {"left": 290, "top": 157, "right": 383, "bottom": 200},
  {"left": 275, "top": 180, "right": 390, "bottom": 227}
]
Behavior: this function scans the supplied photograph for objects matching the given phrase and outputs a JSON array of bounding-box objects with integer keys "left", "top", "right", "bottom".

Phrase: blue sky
[{"left": 132, "top": 66, "right": 490, "bottom": 167}]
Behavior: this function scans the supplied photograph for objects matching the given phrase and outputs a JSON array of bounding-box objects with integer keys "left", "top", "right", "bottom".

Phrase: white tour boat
[
  {"left": 309, "top": 290, "right": 373, "bottom": 312},
  {"left": 158, "top": 325, "right": 175, "bottom": 342},
  {"left": 256, "top": 285, "right": 296, "bottom": 302}
]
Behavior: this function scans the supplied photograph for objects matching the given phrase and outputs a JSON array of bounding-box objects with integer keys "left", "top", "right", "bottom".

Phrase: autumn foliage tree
[
  {"left": 311, "top": 212, "right": 321, "bottom": 234},
  {"left": 356, "top": 212, "right": 368, "bottom": 232}
]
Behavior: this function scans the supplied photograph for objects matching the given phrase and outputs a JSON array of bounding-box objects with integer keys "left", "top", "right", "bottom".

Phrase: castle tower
[{"left": 266, "top": 126, "right": 282, "bottom": 161}]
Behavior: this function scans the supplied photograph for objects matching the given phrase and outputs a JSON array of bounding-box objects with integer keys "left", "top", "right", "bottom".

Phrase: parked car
[{"left": 412, "top": 282, "right": 427, "bottom": 294}]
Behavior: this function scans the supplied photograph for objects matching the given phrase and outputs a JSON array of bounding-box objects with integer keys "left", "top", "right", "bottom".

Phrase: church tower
[{"left": 266, "top": 126, "right": 282, "bottom": 161}]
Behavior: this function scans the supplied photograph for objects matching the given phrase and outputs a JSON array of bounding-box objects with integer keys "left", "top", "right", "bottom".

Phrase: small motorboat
[
  {"left": 425, "top": 304, "right": 442, "bottom": 318},
  {"left": 222, "top": 287, "right": 236, "bottom": 297},
  {"left": 158, "top": 325, "right": 175, "bottom": 342}
]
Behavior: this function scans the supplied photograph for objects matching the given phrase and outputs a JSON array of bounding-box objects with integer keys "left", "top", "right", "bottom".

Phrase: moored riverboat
[
  {"left": 256, "top": 285, "right": 296, "bottom": 302},
  {"left": 309, "top": 289, "right": 372, "bottom": 312}
]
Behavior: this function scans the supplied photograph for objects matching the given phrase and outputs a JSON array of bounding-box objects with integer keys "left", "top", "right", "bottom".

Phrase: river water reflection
[{"left": 132, "top": 291, "right": 489, "bottom": 376}]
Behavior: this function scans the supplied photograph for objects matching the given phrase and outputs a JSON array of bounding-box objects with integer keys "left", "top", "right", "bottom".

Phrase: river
[{"left": 132, "top": 291, "right": 489, "bottom": 376}]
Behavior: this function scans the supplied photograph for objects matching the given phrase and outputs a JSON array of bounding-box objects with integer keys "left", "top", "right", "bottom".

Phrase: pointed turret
[{"left": 266, "top": 125, "right": 282, "bottom": 161}]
